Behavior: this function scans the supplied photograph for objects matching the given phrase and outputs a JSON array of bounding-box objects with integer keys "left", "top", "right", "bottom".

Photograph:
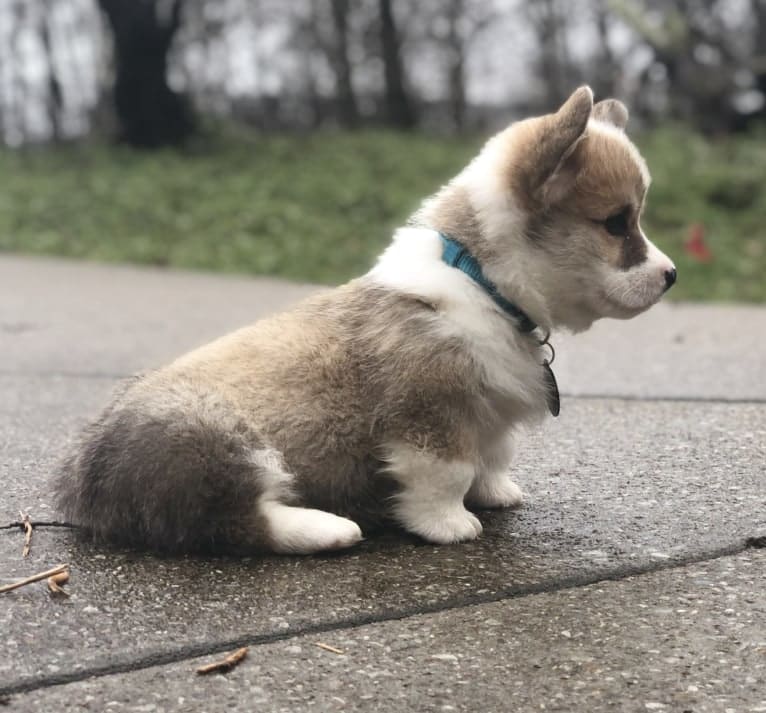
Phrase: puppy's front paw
[
  {"left": 405, "top": 506, "right": 483, "bottom": 545},
  {"left": 467, "top": 475, "right": 524, "bottom": 510}
]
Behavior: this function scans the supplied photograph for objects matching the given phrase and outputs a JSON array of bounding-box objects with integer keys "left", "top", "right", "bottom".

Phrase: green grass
[
  {"left": 0, "top": 126, "right": 764, "bottom": 301},
  {"left": 637, "top": 126, "right": 766, "bottom": 302}
]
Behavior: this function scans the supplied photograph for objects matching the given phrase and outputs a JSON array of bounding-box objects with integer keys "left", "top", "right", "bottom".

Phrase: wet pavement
[{"left": 1, "top": 255, "right": 764, "bottom": 711}]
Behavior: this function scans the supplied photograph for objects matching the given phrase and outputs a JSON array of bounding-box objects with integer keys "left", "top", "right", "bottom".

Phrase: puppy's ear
[
  {"left": 592, "top": 99, "right": 629, "bottom": 129},
  {"left": 533, "top": 86, "right": 593, "bottom": 205}
]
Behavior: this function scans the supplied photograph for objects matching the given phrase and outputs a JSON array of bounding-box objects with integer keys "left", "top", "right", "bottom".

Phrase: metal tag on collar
[
  {"left": 542, "top": 362, "right": 560, "bottom": 417},
  {"left": 539, "top": 331, "right": 560, "bottom": 417}
]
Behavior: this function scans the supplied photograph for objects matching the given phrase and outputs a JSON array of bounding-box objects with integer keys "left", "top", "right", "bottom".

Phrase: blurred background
[{"left": 0, "top": 0, "right": 764, "bottom": 301}]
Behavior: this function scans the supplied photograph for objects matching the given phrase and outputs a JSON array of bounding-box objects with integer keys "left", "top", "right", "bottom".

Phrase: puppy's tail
[{"left": 55, "top": 389, "right": 278, "bottom": 553}]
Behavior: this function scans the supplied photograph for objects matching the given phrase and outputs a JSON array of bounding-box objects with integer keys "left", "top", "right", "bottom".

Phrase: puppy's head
[{"left": 466, "top": 86, "right": 676, "bottom": 332}]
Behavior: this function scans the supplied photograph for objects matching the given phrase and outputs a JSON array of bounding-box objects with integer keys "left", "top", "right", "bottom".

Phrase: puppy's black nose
[{"left": 664, "top": 268, "right": 677, "bottom": 290}]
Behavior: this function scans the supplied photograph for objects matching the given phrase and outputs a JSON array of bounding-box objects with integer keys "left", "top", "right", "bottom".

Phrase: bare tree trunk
[
  {"left": 0, "top": 5, "right": 12, "bottom": 142},
  {"left": 446, "top": 0, "right": 466, "bottom": 131},
  {"left": 377, "top": 0, "right": 416, "bottom": 128},
  {"left": 526, "top": 0, "right": 572, "bottom": 109},
  {"left": 591, "top": 0, "right": 619, "bottom": 98},
  {"left": 752, "top": 0, "right": 766, "bottom": 121},
  {"left": 12, "top": 2, "right": 28, "bottom": 144},
  {"left": 330, "top": 0, "right": 359, "bottom": 127},
  {"left": 39, "top": 0, "right": 63, "bottom": 141},
  {"left": 98, "top": 0, "right": 194, "bottom": 147}
]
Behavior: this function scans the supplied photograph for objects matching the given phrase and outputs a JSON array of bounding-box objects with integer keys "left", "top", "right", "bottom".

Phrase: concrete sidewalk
[{"left": 1, "top": 254, "right": 764, "bottom": 712}]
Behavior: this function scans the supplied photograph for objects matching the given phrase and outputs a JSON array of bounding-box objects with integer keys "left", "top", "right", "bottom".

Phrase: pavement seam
[
  {"left": 1, "top": 537, "right": 762, "bottom": 698},
  {"left": 560, "top": 393, "right": 766, "bottom": 404},
  {"left": 0, "top": 370, "right": 126, "bottom": 379},
  {"left": 1, "top": 370, "right": 764, "bottom": 404}
]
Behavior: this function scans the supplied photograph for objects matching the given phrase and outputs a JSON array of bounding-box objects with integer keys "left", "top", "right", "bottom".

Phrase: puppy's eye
[{"left": 604, "top": 212, "right": 629, "bottom": 237}]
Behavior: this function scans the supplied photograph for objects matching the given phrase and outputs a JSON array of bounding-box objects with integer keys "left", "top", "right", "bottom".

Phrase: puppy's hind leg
[
  {"left": 252, "top": 449, "right": 363, "bottom": 555},
  {"left": 383, "top": 443, "right": 482, "bottom": 545}
]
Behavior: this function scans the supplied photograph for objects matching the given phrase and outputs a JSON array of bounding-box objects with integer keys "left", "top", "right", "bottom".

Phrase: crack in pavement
[
  {"left": 556, "top": 393, "right": 766, "bottom": 405},
  {"left": 1, "top": 537, "right": 762, "bottom": 697}
]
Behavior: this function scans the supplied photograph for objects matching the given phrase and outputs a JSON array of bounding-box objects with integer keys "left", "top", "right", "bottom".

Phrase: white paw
[
  {"left": 262, "top": 503, "right": 363, "bottom": 554},
  {"left": 405, "top": 506, "right": 483, "bottom": 545},
  {"left": 467, "top": 475, "right": 524, "bottom": 509}
]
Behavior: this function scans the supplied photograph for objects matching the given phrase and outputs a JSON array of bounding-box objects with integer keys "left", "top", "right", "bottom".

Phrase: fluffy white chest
[{"left": 368, "top": 228, "right": 547, "bottom": 413}]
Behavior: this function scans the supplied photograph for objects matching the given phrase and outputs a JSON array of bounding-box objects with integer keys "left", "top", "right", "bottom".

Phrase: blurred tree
[
  {"left": 378, "top": 0, "right": 417, "bottom": 127},
  {"left": 413, "top": 0, "right": 499, "bottom": 131},
  {"left": 2, "top": 0, "right": 765, "bottom": 144},
  {"left": 39, "top": 0, "right": 64, "bottom": 141},
  {"left": 589, "top": 0, "right": 621, "bottom": 99},
  {"left": 298, "top": 0, "right": 360, "bottom": 128},
  {"left": 440, "top": 0, "right": 469, "bottom": 131},
  {"left": 609, "top": 0, "right": 764, "bottom": 131},
  {"left": 291, "top": 4, "right": 327, "bottom": 129},
  {"left": 99, "top": 0, "right": 194, "bottom": 147},
  {"left": 4, "top": 2, "right": 30, "bottom": 144},
  {"left": 523, "top": 0, "right": 578, "bottom": 109},
  {"left": 751, "top": 0, "right": 766, "bottom": 121},
  {"left": 444, "top": 0, "right": 498, "bottom": 131},
  {"left": 330, "top": 0, "right": 360, "bottom": 127}
]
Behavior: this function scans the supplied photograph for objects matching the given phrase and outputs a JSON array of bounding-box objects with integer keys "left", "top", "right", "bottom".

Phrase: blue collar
[{"left": 439, "top": 233, "right": 538, "bottom": 333}]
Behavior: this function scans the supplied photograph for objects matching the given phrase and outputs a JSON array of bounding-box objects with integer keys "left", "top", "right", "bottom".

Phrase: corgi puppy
[{"left": 56, "top": 87, "right": 676, "bottom": 554}]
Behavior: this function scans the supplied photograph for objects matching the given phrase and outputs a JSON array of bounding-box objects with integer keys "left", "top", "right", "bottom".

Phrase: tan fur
[{"left": 592, "top": 98, "right": 629, "bottom": 128}]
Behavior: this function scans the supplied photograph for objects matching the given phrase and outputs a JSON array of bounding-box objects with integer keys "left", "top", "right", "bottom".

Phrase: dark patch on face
[
  {"left": 602, "top": 207, "right": 648, "bottom": 270},
  {"left": 619, "top": 228, "right": 649, "bottom": 269},
  {"left": 604, "top": 209, "right": 629, "bottom": 237}
]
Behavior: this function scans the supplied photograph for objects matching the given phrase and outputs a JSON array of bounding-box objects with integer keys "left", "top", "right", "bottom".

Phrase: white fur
[
  {"left": 250, "top": 447, "right": 286, "bottom": 473},
  {"left": 467, "top": 433, "right": 524, "bottom": 509},
  {"left": 367, "top": 227, "right": 548, "bottom": 416},
  {"left": 260, "top": 502, "right": 363, "bottom": 554},
  {"left": 383, "top": 443, "right": 482, "bottom": 544},
  {"left": 468, "top": 474, "right": 523, "bottom": 509},
  {"left": 368, "top": 233, "right": 541, "bottom": 542},
  {"left": 453, "top": 139, "right": 555, "bottom": 330},
  {"left": 253, "top": 447, "right": 363, "bottom": 554},
  {"left": 249, "top": 447, "right": 295, "bottom": 501}
]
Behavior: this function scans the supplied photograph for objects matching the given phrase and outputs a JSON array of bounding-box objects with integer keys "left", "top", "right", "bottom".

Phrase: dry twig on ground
[
  {"left": 19, "top": 511, "right": 33, "bottom": 558},
  {"left": 47, "top": 570, "right": 70, "bottom": 596},
  {"left": 0, "top": 564, "right": 69, "bottom": 594},
  {"left": 196, "top": 647, "right": 249, "bottom": 675},
  {"left": 314, "top": 642, "right": 345, "bottom": 655}
]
